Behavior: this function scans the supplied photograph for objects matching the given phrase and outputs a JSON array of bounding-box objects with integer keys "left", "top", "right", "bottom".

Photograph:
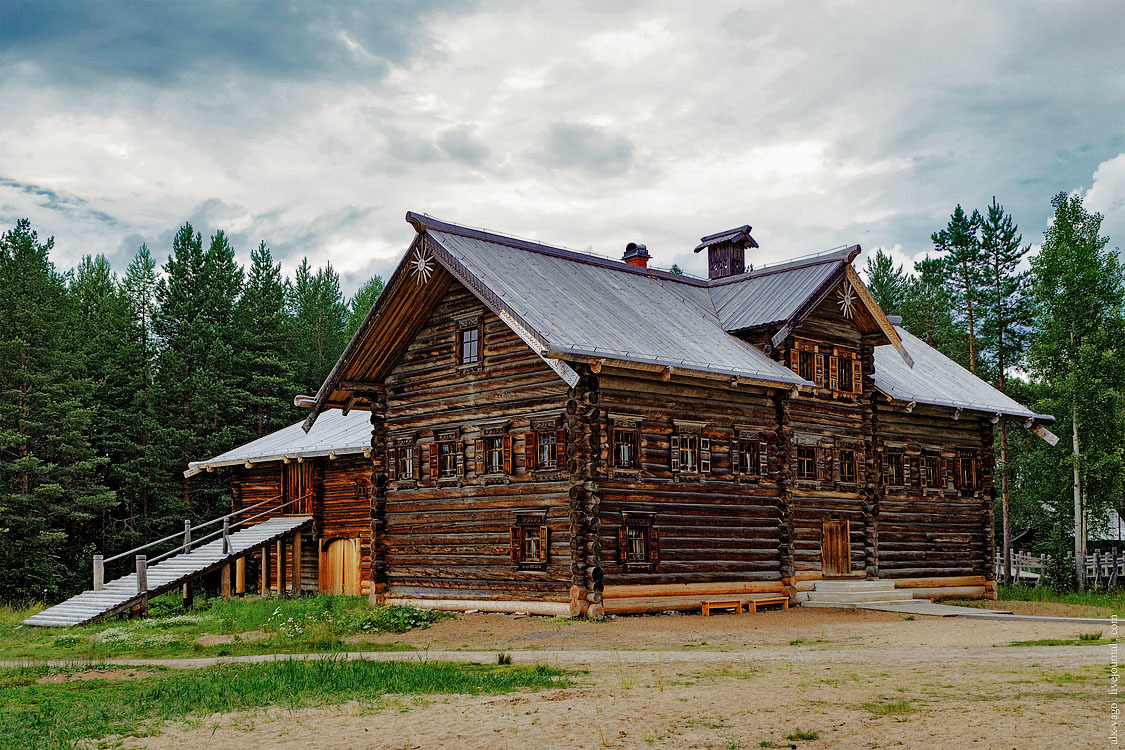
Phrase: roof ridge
[
  {"left": 707, "top": 245, "right": 860, "bottom": 287},
  {"left": 406, "top": 211, "right": 711, "bottom": 287}
]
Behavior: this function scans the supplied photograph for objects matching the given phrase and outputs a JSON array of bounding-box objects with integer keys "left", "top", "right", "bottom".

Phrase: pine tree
[
  {"left": 345, "top": 274, "right": 385, "bottom": 340},
  {"left": 1029, "top": 192, "right": 1125, "bottom": 589},
  {"left": 238, "top": 242, "right": 298, "bottom": 436},
  {"left": 862, "top": 249, "right": 907, "bottom": 315},
  {"left": 933, "top": 205, "right": 984, "bottom": 372},
  {"left": 290, "top": 259, "right": 348, "bottom": 395},
  {"left": 976, "top": 198, "right": 1033, "bottom": 584},
  {"left": 899, "top": 256, "right": 971, "bottom": 368},
  {"left": 0, "top": 220, "right": 115, "bottom": 601}
]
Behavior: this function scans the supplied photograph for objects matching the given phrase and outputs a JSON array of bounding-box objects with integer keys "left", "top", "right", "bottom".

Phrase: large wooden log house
[{"left": 192, "top": 212, "right": 1053, "bottom": 616}]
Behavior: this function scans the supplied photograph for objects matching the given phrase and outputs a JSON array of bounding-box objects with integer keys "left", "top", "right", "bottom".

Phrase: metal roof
[
  {"left": 185, "top": 409, "right": 371, "bottom": 477},
  {"left": 427, "top": 229, "right": 809, "bottom": 387},
  {"left": 709, "top": 255, "right": 845, "bottom": 331},
  {"left": 694, "top": 225, "right": 758, "bottom": 251},
  {"left": 873, "top": 326, "right": 1054, "bottom": 422}
]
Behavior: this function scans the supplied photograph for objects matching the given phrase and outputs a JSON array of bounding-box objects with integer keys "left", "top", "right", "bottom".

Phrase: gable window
[
  {"left": 838, "top": 449, "right": 856, "bottom": 484},
  {"left": 789, "top": 339, "right": 826, "bottom": 388},
  {"left": 797, "top": 350, "right": 815, "bottom": 381},
  {"left": 886, "top": 452, "right": 905, "bottom": 486},
  {"left": 509, "top": 513, "right": 547, "bottom": 569},
  {"left": 921, "top": 455, "right": 939, "bottom": 488},
  {"left": 836, "top": 357, "right": 853, "bottom": 392},
  {"left": 524, "top": 418, "right": 565, "bottom": 472},
  {"left": 618, "top": 513, "right": 659, "bottom": 566},
  {"left": 797, "top": 446, "right": 817, "bottom": 480},
  {"left": 455, "top": 315, "right": 484, "bottom": 368}
]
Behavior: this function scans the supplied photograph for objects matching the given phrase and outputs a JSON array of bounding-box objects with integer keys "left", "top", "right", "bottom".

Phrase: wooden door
[
  {"left": 822, "top": 520, "right": 851, "bottom": 577},
  {"left": 283, "top": 463, "right": 314, "bottom": 514},
  {"left": 322, "top": 538, "right": 360, "bottom": 595}
]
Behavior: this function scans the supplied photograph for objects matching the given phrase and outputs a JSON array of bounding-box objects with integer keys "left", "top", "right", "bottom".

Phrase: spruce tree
[
  {"left": 290, "top": 259, "right": 348, "bottom": 395},
  {"left": 1029, "top": 192, "right": 1125, "bottom": 589},
  {"left": 899, "top": 256, "right": 971, "bottom": 368},
  {"left": 976, "top": 198, "right": 1033, "bottom": 584},
  {"left": 862, "top": 249, "right": 907, "bottom": 315},
  {"left": 238, "top": 242, "right": 298, "bottom": 435},
  {"left": 0, "top": 220, "right": 115, "bottom": 601},
  {"left": 345, "top": 274, "right": 385, "bottom": 340},
  {"left": 933, "top": 205, "right": 984, "bottom": 372}
]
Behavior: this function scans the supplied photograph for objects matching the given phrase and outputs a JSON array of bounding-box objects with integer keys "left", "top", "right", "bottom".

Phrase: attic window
[{"left": 455, "top": 315, "right": 484, "bottom": 367}]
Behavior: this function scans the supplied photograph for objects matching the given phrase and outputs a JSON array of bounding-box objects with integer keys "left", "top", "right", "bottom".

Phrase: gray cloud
[{"left": 533, "top": 123, "right": 636, "bottom": 177}]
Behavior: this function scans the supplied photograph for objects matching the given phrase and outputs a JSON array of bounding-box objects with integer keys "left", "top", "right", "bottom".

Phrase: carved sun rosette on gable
[
  {"left": 836, "top": 279, "right": 857, "bottom": 319},
  {"left": 410, "top": 247, "right": 435, "bottom": 285}
]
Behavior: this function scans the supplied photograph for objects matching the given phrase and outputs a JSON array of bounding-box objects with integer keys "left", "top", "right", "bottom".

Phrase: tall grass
[
  {"left": 996, "top": 584, "right": 1125, "bottom": 611},
  {"left": 0, "top": 659, "right": 568, "bottom": 749}
]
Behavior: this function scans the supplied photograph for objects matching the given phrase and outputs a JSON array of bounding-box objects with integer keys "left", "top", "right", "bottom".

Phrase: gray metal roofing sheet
[
  {"left": 709, "top": 260, "right": 841, "bottom": 331},
  {"left": 188, "top": 409, "right": 371, "bottom": 473},
  {"left": 874, "top": 326, "right": 1051, "bottom": 421},
  {"left": 428, "top": 230, "right": 808, "bottom": 386}
]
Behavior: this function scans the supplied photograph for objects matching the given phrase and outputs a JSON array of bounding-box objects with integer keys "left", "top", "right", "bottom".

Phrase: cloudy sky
[{"left": 2, "top": 0, "right": 1124, "bottom": 293}]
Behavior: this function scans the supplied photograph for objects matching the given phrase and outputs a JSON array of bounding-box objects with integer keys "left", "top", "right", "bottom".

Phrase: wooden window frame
[
  {"left": 429, "top": 428, "right": 464, "bottom": 483},
  {"left": 612, "top": 421, "right": 640, "bottom": 471},
  {"left": 454, "top": 314, "right": 484, "bottom": 369},
  {"left": 885, "top": 450, "right": 905, "bottom": 487},
  {"left": 789, "top": 339, "right": 826, "bottom": 389},
  {"left": 524, "top": 417, "right": 565, "bottom": 474},
  {"left": 955, "top": 450, "right": 979, "bottom": 492},
  {"left": 838, "top": 448, "right": 857, "bottom": 484},
  {"left": 796, "top": 446, "right": 817, "bottom": 481},
  {"left": 509, "top": 512, "right": 548, "bottom": 570},
  {"left": 387, "top": 433, "right": 420, "bottom": 485},
  {"left": 474, "top": 422, "right": 512, "bottom": 478},
  {"left": 920, "top": 451, "right": 940, "bottom": 490},
  {"left": 672, "top": 420, "right": 709, "bottom": 476},
  {"left": 618, "top": 512, "right": 659, "bottom": 568},
  {"left": 733, "top": 427, "right": 769, "bottom": 481}
]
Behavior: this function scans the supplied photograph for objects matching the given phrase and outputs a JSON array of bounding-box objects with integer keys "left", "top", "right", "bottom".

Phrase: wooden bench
[
  {"left": 745, "top": 595, "right": 789, "bottom": 613},
  {"left": 701, "top": 599, "right": 742, "bottom": 616}
]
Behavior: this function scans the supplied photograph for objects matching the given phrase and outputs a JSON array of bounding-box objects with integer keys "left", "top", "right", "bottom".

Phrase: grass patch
[
  {"left": 0, "top": 658, "right": 569, "bottom": 749},
  {"left": 0, "top": 595, "right": 447, "bottom": 661},
  {"left": 860, "top": 699, "right": 917, "bottom": 718},
  {"left": 1000, "top": 637, "right": 1111, "bottom": 647},
  {"left": 786, "top": 729, "right": 819, "bottom": 740},
  {"left": 944, "top": 584, "right": 1123, "bottom": 617}
]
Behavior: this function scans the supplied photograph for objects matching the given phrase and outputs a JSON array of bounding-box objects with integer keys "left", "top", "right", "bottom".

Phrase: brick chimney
[
  {"left": 694, "top": 225, "right": 757, "bottom": 280},
  {"left": 622, "top": 242, "right": 651, "bottom": 268}
]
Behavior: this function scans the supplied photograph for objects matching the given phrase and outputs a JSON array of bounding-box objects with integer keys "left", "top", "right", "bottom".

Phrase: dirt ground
[{"left": 120, "top": 608, "right": 1111, "bottom": 749}]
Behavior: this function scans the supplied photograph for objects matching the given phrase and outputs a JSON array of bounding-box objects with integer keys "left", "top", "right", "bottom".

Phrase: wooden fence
[{"left": 995, "top": 549, "right": 1125, "bottom": 588}]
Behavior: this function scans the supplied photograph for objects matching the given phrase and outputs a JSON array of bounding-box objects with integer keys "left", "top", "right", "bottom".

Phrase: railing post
[
  {"left": 93, "top": 554, "right": 104, "bottom": 591},
  {"left": 135, "top": 554, "right": 148, "bottom": 593},
  {"left": 1113, "top": 547, "right": 1119, "bottom": 589},
  {"left": 183, "top": 519, "right": 192, "bottom": 553},
  {"left": 222, "top": 517, "right": 231, "bottom": 555}
]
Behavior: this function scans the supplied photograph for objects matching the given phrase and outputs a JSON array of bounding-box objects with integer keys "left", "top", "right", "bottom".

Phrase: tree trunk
[
  {"left": 961, "top": 261, "right": 977, "bottom": 372},
  {"left": 1073, "top": 398, "right": 1084, "bottom": 591}
]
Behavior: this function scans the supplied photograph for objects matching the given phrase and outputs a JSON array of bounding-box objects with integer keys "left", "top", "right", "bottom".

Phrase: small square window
[
  {"left": 886, "top": 453, "right": 904, "bottom": 486},
  {"left": 839, "top": 449, "right": 856, "bottom": 483},
  {"left": 797, "top": 446, "right": 817, "bottom": 480},
  {"left": 537, "top": 431, "right": 557, "bottom": 469},
  {"left": 739, "top": 439, "right": 759, "bottom": 475},
  {"left": 486, "top": 436, "right": 504, "bottom": 474},
  {"left": 614, "top": 428, "right": 637, "bottom": 469},
  {"left": 458, "top": 325, "right": 480, "bottom": 365}
]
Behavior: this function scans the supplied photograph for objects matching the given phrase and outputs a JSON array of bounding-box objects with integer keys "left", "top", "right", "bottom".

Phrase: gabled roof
[
  {"left": 185, "top": 409, "right": 371, "bottom": 478},
  {"left": 695, "top": 225, "right": 759, "bottom": 251},
  {"left": 874, "top": 325, "right": 1054, "bottom": 423}
]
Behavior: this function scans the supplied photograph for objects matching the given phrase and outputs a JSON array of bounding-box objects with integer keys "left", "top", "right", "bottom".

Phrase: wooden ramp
[{"left": 22, "top": 516, "right": 312, "bottom": 628}]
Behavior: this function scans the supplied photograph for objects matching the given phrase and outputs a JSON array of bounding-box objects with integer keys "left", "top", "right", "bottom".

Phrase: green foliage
[
  {"left": 345, "top": 273, "right": 385, "bottom": 340},
  {"left": 290, "top": 257, "right": 349, "bottom": 395},
  {"left": 0, "top": 659, "right": 569, "bottom": 750},
  {"left": 933, "top": 204, "right": 985, "bottom": 372},
  {"left": 862, "top": 248, "right": 907, "bottom": 314}
]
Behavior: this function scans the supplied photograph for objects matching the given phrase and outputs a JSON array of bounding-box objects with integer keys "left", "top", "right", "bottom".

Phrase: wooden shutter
[
  {"left": 510, "top": 527, "right": 521, "bottom": 563},
  {"left": 411, "top": 446, "right": 420, "bottom": 480},
  {"left": 387, "top": 447, "right": 397, "bottom": 480},
  {"left": 538, "top": 526, "right": 549, "bottom": 563},
  {"left": 828, "top": 355, "right": 839, "bottom": 390},
  {"left": 555, "top": 428, "right": 567, "bottom": 469},
  {"left": 647, "top": 526, "right": 660, "bottom": 562},
  {"left": 953, "top": 456, "right": 962, "bottom": 489},
  {"left": 852, "top": 359, "right": 863, "bottom": 394},
  {"left": 428, "top": 444, "right": 438, "bottom": 481},
  {"left": 502, "top": 435, "right": 512, "bottom": 474},
  {"left": 474, "top": 439, "right": 484, "bottom": 475},
  {"left": 456, "top": 441, "right": 465, "bottom": 477},
  {"left": 618, "top": 526, "right": 629, "bottom": 563},
  {"left": 524, "top": 431, "right": 536, "bottom": 471},
  {"left": 731, "top": 440, "right": 740, "bottom": 477},
  {"left": 789, "top": 347, "right": 800, "bottom": 373},
  {"left": 831, "top": 446, "right": 840, "bottom": 482},
  {"left": 670, "top": 434, "right": 680, "bottom": 472},
  {"left": 814, "top": 353, "right": 825, "bottom": 387},
  {"left": 700, "top": 437, "right": 711, "bottom": 474},
  {"left": 817, "top": 446, "right": 829, "bottom": 483},
  {"left": 759, "top": 440, "right": 769, "bottom": 476}
]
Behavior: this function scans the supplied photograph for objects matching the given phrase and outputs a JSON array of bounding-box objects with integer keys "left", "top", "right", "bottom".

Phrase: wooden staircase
[{"left": 22, "top": 515, "right": 312, "bottom": 628}]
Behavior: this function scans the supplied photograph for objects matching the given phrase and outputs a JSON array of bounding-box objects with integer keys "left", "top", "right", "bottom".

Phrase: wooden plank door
[
  {"left": 322, "top": 538, "right": 361, "bottom": 596},
  {"left": 283, "top": 463, "right": 314, "bottom": 514},
  {"left": 822, "top": 520, "right": 851, "bottom": 577}
]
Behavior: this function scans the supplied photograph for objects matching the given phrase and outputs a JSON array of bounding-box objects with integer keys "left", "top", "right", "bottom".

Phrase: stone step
[
  {"left": 812, "top": 580, "right": 896, "bottom": 592},
  {"left": 802, "top": 599, "right": 916, "bottom": 610},
  {"left": 806, "top": 590, "right": 914, "bottom": 603}
]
